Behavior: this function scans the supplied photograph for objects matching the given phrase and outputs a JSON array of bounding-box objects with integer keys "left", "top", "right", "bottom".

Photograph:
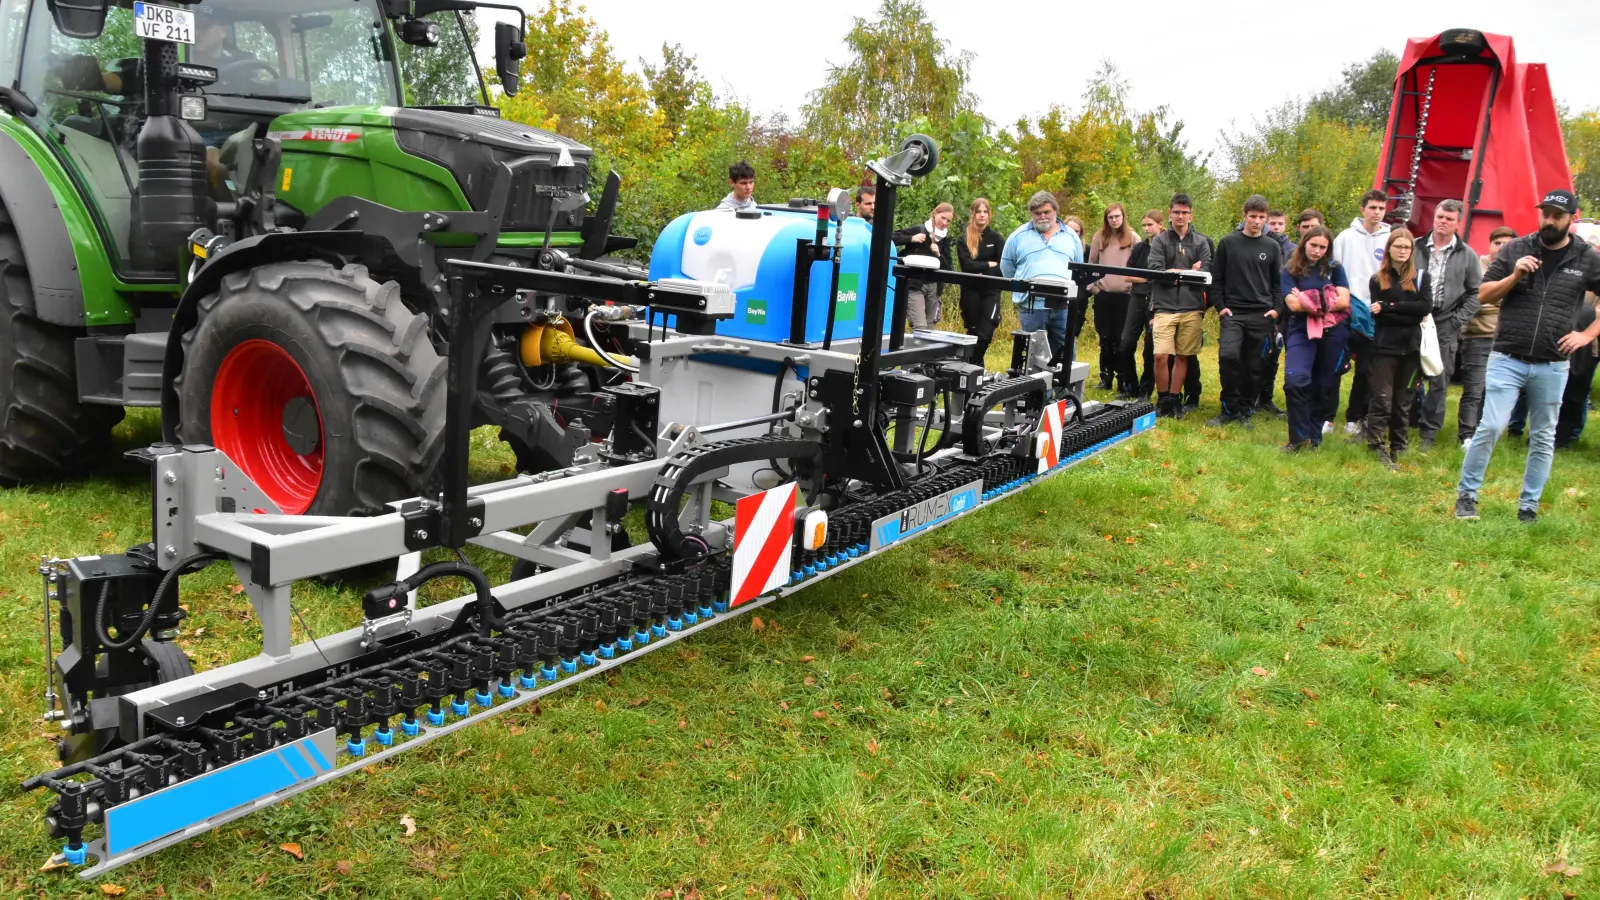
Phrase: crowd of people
[{"left": 716, "top": 161, "right": 1600, "bottom": 521}]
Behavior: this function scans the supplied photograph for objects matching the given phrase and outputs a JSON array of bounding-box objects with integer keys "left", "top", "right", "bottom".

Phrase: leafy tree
[
  {"left": 641, "top": 43, "right": 699, "bottom": 141},
  {"left": 802, "top": 0, "right": 972, "bottom": 162},
  {"left": 1217, "top": 102, "right": 1381, "bottom": 237},
  {"left": 396, "top": 12, "right": 484, "bottom": 107},
  {"left": 1564, "top": 109, "right": 1600, "bottom": 211},
  {"left": 1307, "top": 49, "right": 1400, "bottom": 132}
]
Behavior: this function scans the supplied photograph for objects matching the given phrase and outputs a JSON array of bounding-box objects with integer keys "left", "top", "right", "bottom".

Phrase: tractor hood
[{"left": 269, "top": 106, "right": 592, "bottom": 234}]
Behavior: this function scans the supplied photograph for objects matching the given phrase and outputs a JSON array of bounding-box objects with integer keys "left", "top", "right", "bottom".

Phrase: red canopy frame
[{"left": 1375, "top": 29, "right": 1572, "bottom": 254}]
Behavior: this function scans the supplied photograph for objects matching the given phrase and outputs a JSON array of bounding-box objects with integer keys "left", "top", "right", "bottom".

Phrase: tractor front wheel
[{"left": 176, "top": 262, "right": 445, "bottom": 515}]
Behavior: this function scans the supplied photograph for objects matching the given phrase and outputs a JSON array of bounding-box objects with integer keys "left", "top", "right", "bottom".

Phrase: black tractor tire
[
  {"left": 175, "top": 261, "right": 446, "bottom": 516},
  {"left": 0, "top": 206, "right": 122, "bottom": 484}
]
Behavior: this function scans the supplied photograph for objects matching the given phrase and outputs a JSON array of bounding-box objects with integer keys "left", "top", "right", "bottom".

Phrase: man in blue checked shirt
[{"left": 1001, "top": 191, "right": 1083, "bottom": 366}]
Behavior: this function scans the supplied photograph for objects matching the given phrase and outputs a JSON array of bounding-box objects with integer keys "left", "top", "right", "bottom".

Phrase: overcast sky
[{"left": 476, "top": 0, "right": 1600, "bottom": 158}]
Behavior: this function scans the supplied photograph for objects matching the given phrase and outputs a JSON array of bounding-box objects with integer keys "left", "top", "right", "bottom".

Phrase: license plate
[{"left": 133, "top": 2, "right": 195, "bottom": 44}]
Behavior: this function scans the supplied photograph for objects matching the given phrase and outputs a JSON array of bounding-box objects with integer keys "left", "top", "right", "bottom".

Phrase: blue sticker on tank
[{"left": 692, "top": 226, "right": 712, "bottom": 246}]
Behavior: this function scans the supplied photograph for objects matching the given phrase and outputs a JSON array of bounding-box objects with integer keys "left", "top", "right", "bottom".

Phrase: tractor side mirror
[
  {"left": 46, "top": 0, "right": 108, "bottom": 39},
  {"left": 494, "top": 22, "right": 525, "bottom": 97}
]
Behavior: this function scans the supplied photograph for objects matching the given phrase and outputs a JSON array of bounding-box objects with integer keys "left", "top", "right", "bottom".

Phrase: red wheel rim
[{"left": 210, "top": 339, "right": 324, "bottom": 514}]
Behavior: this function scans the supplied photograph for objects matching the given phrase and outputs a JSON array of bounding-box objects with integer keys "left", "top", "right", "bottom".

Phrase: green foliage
[
  {"left": 1307, "top": 49, "right": 1400, "bottom": 132},
  {"left": 1218, "top": 102, "right": 1383, "bottom": 236},
  {"left": 1564, "top": 108, "right": 1600, "bottom": 211},
  {"left": 1013, "top": 63, "right": 1213, "bottom": 235},
  {"left": 802, "top": 0, "right": 973, "bottom": 164},
  {"left": 397, "top": 12, "right": 483, "bottom": 107}
]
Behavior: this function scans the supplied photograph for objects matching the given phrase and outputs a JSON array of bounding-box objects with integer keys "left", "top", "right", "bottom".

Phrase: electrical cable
[
  {"left": 95, "top": 552, "right": 227, "bottom": 650},
  {"left": 366, "top": 560, "right": 501, "bottom": 637},
  {"left": 583, "top": 309, "right": 640, "bottom": 372}
]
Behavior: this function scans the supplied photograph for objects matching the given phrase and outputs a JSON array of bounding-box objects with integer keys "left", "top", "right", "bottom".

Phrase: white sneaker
[
  {"left": 1344, "top": 422, "right": 1361, "bottom": 436},
  {"left": 1321, "top": 422, "right": 1334, "bottom": 436}
]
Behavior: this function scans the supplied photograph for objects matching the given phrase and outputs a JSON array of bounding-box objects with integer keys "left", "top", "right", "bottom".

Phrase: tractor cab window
[
  {"left": 16, "top": 3, "right": 144, "bottom": 266},
  {"left": 395, "top": 12, "right": 487, "bottom": 108}
]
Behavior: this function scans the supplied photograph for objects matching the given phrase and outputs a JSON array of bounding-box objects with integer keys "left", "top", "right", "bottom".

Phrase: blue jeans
[
  {"left": 1458, "top": 352, "right": 1569, "bottom": 511},
  {"left": 1018, "top": 306, "right": 1072, "bottom": 369}
]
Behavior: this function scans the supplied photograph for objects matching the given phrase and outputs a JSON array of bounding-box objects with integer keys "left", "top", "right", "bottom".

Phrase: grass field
[{"left": 2, "top": 325, "right": 1599, "bottom": 899}]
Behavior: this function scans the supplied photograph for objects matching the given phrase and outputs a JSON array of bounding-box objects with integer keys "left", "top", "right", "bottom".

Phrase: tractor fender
[
  {"left": 159, "top": 229, "right": 408, "bottom": 442},
  {"left": 0, "top": 129, "right": 88, "bottom": 326}
]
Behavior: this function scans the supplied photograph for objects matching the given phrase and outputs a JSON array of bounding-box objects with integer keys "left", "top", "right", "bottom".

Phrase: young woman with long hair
[
  {"left": 1088, "top": 203, "right": 1139, "bottom": 392},
  {"left": 891, "top": 202, "right": 955, "bottom": 331},
  {"left": 1279, "top": 225, "right": 1350, "bottom": 449},
  {"left": 956, "top": 197, "right": 1005, "bottom": 366},
  {"left": 1364, "top": 228, "right": 1433, "bottom": 467}
]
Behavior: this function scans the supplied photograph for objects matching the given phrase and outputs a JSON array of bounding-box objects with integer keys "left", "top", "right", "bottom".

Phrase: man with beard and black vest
[
  {"left": 1455, "top": 189, "right": 1600, "bottom": 522},
  {"left": 1207, "top": 195, "right": 1284, "bottom": 427}
]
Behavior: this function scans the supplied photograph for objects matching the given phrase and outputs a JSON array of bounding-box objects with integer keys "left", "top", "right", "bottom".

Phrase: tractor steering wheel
[{"left": 219, "top": 59, "right": 280, "bottom": 83}]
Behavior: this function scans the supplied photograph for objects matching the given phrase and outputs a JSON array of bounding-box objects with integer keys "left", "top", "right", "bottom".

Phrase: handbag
[{"left": 1419, "top": 313, "right": 1444, "bottom": 377}]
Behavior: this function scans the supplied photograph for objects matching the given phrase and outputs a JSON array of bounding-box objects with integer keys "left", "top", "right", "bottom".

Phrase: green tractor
[{"left": 0, "top": 0, "right": 636, "bottom": 515}]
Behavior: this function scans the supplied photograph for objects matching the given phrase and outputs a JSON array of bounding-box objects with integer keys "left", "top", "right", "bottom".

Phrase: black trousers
[
  {"left": 1217, "top": 312, "right": 1275, "bottom": 418},
  {"left": 1345, "top": 331, "right": 1373, "bottom": 424},
  {"left": 960, "top": 288, "right": 1002, "bottom": 366},
  {"left": 1365, "top": 352, "right": 1420, "bottom": 453},
  {"left": 1093, "top": 292, "right": 1130, "bottom": 388},
  {"left": 1120, "top": 292, "right": 1155, "bottom": 396},
  {"left": 1258, "top": 320, "right": 1284, "bottom": 406}
]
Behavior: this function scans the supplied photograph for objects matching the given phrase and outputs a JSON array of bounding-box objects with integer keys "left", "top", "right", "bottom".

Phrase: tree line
[{"left": 492, "top": 0, "right": 1600, "bottom": 252}]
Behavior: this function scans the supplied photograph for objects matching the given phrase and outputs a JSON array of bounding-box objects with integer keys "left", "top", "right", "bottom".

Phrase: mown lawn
[{"left": 1, "top": 328, "right": 1598, "bottom": 899}]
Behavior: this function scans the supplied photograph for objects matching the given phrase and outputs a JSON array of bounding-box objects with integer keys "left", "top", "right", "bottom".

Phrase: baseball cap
[{"left": 1538, "top": 188, "right": 1579, "bottom": 215}]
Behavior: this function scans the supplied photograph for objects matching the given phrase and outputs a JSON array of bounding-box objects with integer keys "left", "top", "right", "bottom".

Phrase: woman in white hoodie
[{"left": 1331, "top": 189, "right": 1393, "bottom": 436}]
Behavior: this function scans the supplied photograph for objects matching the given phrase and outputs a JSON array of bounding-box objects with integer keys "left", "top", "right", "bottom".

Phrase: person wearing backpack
[{"left": 1364, "top": 229, "right": 1432, "bottom": 468}]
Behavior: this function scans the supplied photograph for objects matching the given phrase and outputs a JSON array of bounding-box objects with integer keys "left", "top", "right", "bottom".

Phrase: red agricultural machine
[{"left": 1376, "top": 28, "right": 1574, "bottom": 254}]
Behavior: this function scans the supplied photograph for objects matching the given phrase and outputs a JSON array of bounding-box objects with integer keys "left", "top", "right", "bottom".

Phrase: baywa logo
[{"left": 837, "top": 288, "right": 858, "bottom": 306}]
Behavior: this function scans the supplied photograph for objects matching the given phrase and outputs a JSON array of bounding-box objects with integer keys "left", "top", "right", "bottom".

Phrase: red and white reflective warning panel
[
  {"left": 1038, "top": 400, "right": 1064, "bottom": 468},
  {"left": 731, "top": 482, "right": 797, "bottom": 607}
]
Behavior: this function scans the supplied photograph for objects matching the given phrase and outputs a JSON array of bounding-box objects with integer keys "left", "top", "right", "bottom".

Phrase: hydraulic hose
[
  {"left": 583, "top": 310, "right": 640, "bottom": 373},
  {"left": 365, "top": 560, "right": 502, "bottom": 637},
  {"left": 95, "top": 552, "right": 227, "bottom": 651}
]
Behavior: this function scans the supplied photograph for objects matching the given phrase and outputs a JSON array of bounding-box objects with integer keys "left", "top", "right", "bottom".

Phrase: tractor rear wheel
[
  {"left": 176, "top": 261, "right": 446, "bottom": 515},
  {"left": 0, "top": 207, "right": 122, "bottom": 484}
]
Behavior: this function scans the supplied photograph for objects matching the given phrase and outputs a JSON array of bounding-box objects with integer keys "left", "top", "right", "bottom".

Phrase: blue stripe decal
[
  {"left": 279, "top": 746, "right": 313, "bottom": 781},
  {"left": 1131, "top": 413, "right": 1157, "bottom": 434},
  {"left": 303, "top": 741, "right": 331, "bottom": 772},
  {"left": 104, "top": 730, "right": 336, "bottom": 856}
]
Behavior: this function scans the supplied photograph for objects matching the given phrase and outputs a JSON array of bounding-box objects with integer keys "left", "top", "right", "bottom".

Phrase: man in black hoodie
[
  {"left": 1208, "top": 195, "right": 1284, "bottom": 426},
  {"left": 1456, "top": 190, "right": 1600, "bottom": 522}
]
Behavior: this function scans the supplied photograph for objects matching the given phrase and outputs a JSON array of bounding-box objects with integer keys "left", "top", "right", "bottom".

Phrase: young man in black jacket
[
  {"left": 1208, "top": 195, "right": 1284, "bottom": 426},
  {"left": 1456, "top": 190, "right": 1600, "bottom": 522}
]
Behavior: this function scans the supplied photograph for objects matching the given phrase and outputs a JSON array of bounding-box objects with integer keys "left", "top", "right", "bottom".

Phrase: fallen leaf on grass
[
  {"left": 803, "top": 676, "right": 816, "bottom": 686},
  {"left": 253, "top": 872, "right": 269, "bottom": 887},
  {"left": 629, "top": 697, "right": 650, "bottom": 708},
  {"left": 231, "top": 584, "right": 246, "bottom": 595},
  {"left": 751, "top": 616, "right": 765, "bottom": 632},
  {"left": 39, "top": 857, "right": 71, "bottom": 873},
  {"left": 1542, "top": 859, "right": 1583, "bottom": 878},
  {"left": 280, "top": 842, "right": 304, "bottom": 860},
  {"left": 336, "top": 860, "right": 352, "bottom": 876},
  {"left": 508, "top": 725, "right": 526, "bottom": 736},
  {"left": 594, "top": 700, "right": 607, "bottom": 712},
  {"left": 1250, "top": 667, "right": 1269, "bottom": 677},
  {"left": 1301, "top": 688, "right": 1320, "bottom": 700},
  {"left": 799, "top": 655, "right": 815, "bottom": 663},
  {"left": 100, "top": 885, "right": 127, "bottom": 897},
  {"left": 867, "top": 739, "right": 879, "bottom": 756},
  {"left": 812, "top": 710, "right": 827, "bottom": 720},
  {"left": 778, "top": 701, "right": 788, "bottom": 710},
  {"left": 400, "top": 815, "right": 417, "bottom": 837}
]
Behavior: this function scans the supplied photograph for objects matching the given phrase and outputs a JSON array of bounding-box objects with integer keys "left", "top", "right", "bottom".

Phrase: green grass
[{"left": 3, "top": 330, "right": 1600, "bottom": 899}]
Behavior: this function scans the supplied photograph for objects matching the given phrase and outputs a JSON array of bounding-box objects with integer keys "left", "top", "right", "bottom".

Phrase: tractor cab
[{"left": 11, "top": 0, "right": 507, "bottom": 279}]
